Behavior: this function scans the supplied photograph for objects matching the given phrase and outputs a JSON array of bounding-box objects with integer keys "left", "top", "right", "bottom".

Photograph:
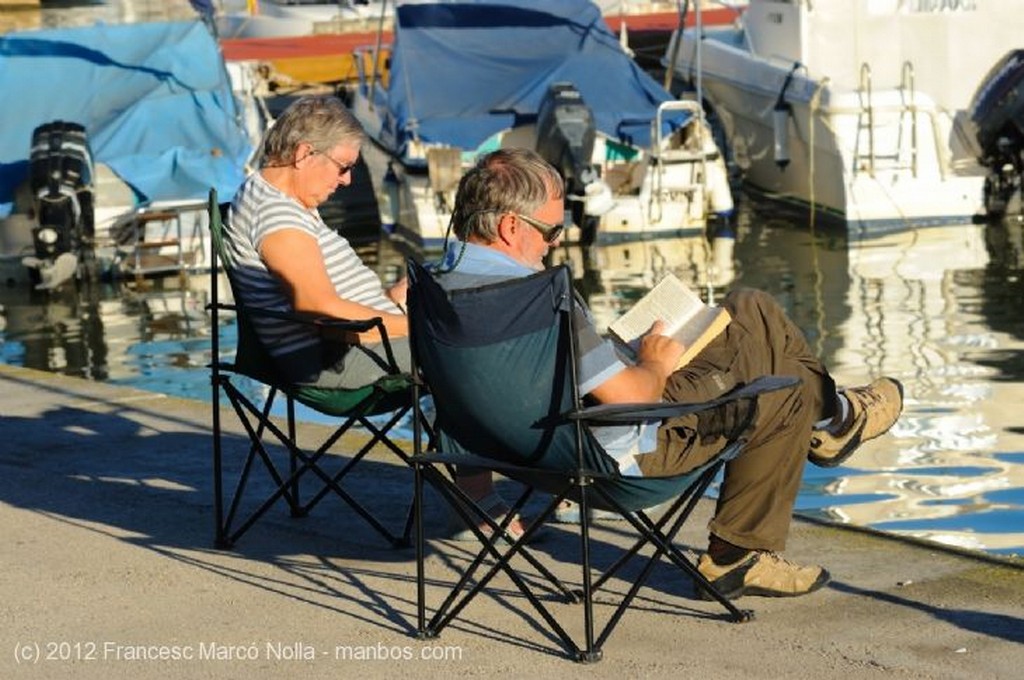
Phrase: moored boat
[
  {"left": 0, "top": 19, "right": 260, "bottom": 288},
  {"left": 213, "top": 0, "right": 391, "bottom": 39},
  {"left": 665, "top": 0, "right": 1023, "bottom": 236},
  {"left": 344, "top": 0, "right": 736, "bottom": 252}
]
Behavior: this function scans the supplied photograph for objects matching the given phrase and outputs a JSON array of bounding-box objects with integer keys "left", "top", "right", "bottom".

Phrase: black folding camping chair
[
  {"left": 406, "top": 259, "right": 797, "bottom": 662},
  {"left": 206, "top": 188, "right": 418, "bottom": 549}
]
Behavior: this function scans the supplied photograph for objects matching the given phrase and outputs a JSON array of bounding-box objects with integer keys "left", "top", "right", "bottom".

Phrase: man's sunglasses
[
  {"left": 464, "top": 209, "right": 565, "bottom": 244},
  {"left": 513, "top": 212, "right": 564, "bottom": 244}
]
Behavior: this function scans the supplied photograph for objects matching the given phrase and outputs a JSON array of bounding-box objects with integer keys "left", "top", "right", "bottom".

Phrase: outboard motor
[
  {"left": 23, "top": 121, "right": 95, "bottom": 288},
  {"left": 965, "top": 50, "right": 1024, "bottom": 216},
  {"left": 536, "top": 83, "right": 611, "bottom": 243},
  {"left": 536, "top": 82, "right": 599, "bottom": 191}
]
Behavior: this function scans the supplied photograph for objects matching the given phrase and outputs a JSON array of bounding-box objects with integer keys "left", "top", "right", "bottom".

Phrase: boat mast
[{"left": 368, "top": 0, "right": 389, "bottom": 112}]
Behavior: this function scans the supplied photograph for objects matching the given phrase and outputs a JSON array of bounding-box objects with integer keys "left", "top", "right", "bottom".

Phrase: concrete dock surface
[{"left": 1, "top": 363, "right": 1021, "bottom": 679}]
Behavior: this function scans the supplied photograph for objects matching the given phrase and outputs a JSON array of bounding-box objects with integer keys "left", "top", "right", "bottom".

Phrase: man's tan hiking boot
[
  {"left": 696, "top": 551, "right": 830, "bottom": 600},
  {"left": 809, "top": 377, "right": 904, "bottom": 468}
]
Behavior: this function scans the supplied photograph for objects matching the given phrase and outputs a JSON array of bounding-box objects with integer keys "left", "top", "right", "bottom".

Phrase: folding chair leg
[
  {"left": 414, "top": 460, "right": 436, "bottom": 640},
  {"left": 575, "top": 485, "right": 602, "bottom": 663},
  {"left": 293, "top": 407, "right": 416, "bottom": 547},
  {"left": 414, "top": 467, "right": 580, "bottom": 644},
  {"left": 217, "top": 384, "right": 303, "bottom": 547},
  {"left": 286, "top": 398, "right": 304, "bottom": 517},
  {"left": 214, "top": 380, "right": 415, "bottom": 549},
  {"left": 591, "top": 469, "right": 755, "bottom": 628}
]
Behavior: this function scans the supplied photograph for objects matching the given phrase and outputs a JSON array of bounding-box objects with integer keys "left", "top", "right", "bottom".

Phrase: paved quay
[{"left": 1, "top": 363, "right": 1021, "bottom": 679}]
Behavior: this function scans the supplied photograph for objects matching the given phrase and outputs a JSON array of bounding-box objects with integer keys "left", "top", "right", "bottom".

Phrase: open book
[{"left": 608, "top": 273, "right": 731, "bottom": 370}]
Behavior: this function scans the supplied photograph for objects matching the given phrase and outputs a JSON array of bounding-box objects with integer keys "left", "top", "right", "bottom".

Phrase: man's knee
[{"left": 724, "top": 288, "right": 779, "bottom": 321}]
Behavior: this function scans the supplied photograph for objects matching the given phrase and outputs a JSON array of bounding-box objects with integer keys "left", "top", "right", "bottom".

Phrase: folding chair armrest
[
  {"left": 205, "top": 302, "right": 401, "bottom": 372},
  {"left": 231, "top": 303, "right": 385, "bottom": 333},
  {"left": 568, "top": 375, "right": 800, "bottom": 424}
]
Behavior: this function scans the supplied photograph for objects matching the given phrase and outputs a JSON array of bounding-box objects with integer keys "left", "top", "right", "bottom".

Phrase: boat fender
[
  {"left": 773, "top": 62, "right": 803, "bottom": 169},
  {"left": 378, "top": 163, "right": 400, "bottom": 233},
  {"left": 773, "top": 102, "right": 791, "bottom": 169},
  {"left": 706, "top": 160, "right": 735, "bottom": 215}
]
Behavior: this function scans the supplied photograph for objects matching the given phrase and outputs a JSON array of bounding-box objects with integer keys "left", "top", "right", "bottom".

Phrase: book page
[
  {"left": 608, "top": 273, "right": 731, "bottom": 369},
  {"left": 607, "top": 274, "right": 705, "bottom": 344}
]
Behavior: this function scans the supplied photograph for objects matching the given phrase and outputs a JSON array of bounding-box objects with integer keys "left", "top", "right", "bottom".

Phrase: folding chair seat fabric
[
  {"left": 407, "top": 259, "right": 797, "bottom": 662},
  {"left": 207, "top": 187, "right": 416, "bottom": 549}
]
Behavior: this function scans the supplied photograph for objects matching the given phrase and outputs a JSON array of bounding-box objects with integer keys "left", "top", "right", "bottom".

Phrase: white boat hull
[
  {"left": 694, "top": 50, "right": 986, "bottom": 234},
  {"left": 667, "top": 0, "right": 1024, "bottom": 234}
]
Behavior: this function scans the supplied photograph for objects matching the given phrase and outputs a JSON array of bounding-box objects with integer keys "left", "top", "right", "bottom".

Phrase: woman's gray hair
[
  {"left": 259, "top": 95, "right": 365, "bottom": 167},
  {"left": 452, "top": 148, "right": 565, "bottom": 242}
]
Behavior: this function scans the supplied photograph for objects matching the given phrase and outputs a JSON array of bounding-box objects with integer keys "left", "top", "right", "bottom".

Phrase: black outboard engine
[
  {"left": 965, "top": 50, "right": 1024, "bottom": 216},
  {"left": 536, "top": 82, "right": 599, "bottom": 190},
  {"left": 24, "top": 120, "right": 95, "bottom": 288},
  {"left": 535, "top": 82, "right": 603, "bottom": 242}
]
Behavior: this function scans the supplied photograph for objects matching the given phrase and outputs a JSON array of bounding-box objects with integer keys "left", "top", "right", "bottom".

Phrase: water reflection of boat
[
  {"left": 0, "top": 272, "right": 223, "bottom": 396},
  {"left": 665, "top": 0, "right": 1024, "bottom": 234},
  {"left": 818, "top": 445, "right": 1024, "bottom": 554},
  {"left": 550, "top": 234, "right": 735, "bottom": 333},
  {"left": 718, "top": 189, "right": 1024, "bottom": 555},
  {"left": 797, "top": 223, "right": 1024, "bottom": 554},
  {"left": 0, "top": 20, "right": 259, "bottom": 289},
  {"left": 346, "top": 0, "right": 734, "bottom": 251}
]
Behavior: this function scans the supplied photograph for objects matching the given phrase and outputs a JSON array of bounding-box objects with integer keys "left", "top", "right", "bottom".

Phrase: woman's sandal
[
  {"left": 552, "top": 500, "right": 630, "bottom": 524},
  {"left": 447, "top": 491, "right": 544, "bottom": 543}
]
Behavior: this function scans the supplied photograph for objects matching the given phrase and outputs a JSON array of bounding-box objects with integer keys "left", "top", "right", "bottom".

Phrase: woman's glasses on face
[{"left": 317, "top": 151, "right": 356, "bottom": 177}]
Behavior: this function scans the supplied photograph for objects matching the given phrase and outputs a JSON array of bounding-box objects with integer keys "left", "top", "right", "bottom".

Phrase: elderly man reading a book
[{"left": 432, "top": 148, "right": 904, "bottom": 600}]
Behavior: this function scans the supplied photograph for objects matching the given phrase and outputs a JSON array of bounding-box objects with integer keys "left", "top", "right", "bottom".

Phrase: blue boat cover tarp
[
  {"left": 382, "top": 0, "right": 689, "bottom": 158},
  {"left": 0, "top": 20, "right": 252, "bottom": 217}
]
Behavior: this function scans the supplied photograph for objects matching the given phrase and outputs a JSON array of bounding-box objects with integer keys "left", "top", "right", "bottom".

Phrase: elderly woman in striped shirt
[{"left": 225, "top": 95, "right": 409, "bottom": 389}]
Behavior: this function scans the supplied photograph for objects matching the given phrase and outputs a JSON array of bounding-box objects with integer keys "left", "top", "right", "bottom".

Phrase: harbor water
[{"left": 1, "top": 190, "right": 1021, "bottom": 558}]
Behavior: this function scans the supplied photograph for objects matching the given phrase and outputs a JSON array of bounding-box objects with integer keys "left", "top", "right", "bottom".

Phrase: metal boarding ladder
[
  {"left": 121, "top": 203, "right": 205, "bottom": 282},
  {"left": 853, "top": 61, "right": 920, "bottom": 177},
  {"left": 898, "top": 61, "right": 919, "bottom": 177},
  {"left": 650, "top": 99, "right": 712, "bottom": 222}
]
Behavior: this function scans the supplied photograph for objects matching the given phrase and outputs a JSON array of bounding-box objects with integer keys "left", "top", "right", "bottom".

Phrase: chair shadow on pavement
[
  {"left": 0, "top": 394, "right": 428, "bottom": 634},
  {"left": 4, "top": 380, "right": 1021, "bottom": 649}
]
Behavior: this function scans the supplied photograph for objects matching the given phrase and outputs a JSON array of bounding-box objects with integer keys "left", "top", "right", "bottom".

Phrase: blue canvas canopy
[
  {"left": 0, "top": 20, "right": 252, "bottom": 217},
  {"left": 380, "top": 0, "right": 690, "bottom": 159}
]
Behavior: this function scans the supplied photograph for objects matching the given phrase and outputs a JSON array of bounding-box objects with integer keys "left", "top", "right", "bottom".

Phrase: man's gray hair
[
  {"left": 452, "top": 148, "right": 565, "bottom": 242},
  {"left": 259, "top": 95, "right": 365, "bottom": 167}
]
